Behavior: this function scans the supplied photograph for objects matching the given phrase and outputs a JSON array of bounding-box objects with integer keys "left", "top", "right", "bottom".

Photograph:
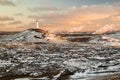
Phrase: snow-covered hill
[
  {"left": 93, "top": 24, "right": 115, "bottom": 34},
  {"left": 0, "top": 29, "right": 48, "bottom": 43},
  {"left": 0, "top": 29, "right": 120, "bottom": 80}
]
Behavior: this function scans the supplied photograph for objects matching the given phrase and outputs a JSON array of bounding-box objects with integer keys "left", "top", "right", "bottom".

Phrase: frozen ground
[
  {"left": 0, "top": 29, "right": 120, "bottom": 80},
  {"left": 0, "top": 42, "right": 120, "bottom": 80}
]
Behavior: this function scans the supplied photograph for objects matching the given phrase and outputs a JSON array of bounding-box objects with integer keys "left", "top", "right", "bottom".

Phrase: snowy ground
[
  {"left": 0, "top": 42, "right": 120, "bottom": 80},
  {"left": 0, "top": 30, "right": 120, "bottom": 80}
]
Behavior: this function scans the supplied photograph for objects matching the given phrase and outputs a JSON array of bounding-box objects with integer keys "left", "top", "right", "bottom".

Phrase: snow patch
[{"left": 15, "top": 78, "right": 30, "bottom": 80}]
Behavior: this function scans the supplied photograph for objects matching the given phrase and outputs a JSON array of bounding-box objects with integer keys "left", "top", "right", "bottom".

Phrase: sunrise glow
[{"left": 0, "top": 0, "right": 120, "bottom": 32}]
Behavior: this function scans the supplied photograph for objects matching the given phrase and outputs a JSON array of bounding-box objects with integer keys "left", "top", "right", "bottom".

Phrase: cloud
[
  {"left": 0, "top": 16, "right": 14, "bottom": 21},
  {"left": 0, "top": 0, "right": 16, "bottom": 6},
  {"left": 0, "top": 23, "right": 5, "bottom": 26},
  {"left": 14, "top": 13, "right": 23, "bottom": 16},
  {"left": 8, "top": 21, "right": 22, "bottom": 25},
  {"left": 109, "top": 14, "right": 120, "bottom": 21},
  {"left": 28, "top": 4, "right": 120, "bottom": 32},
  {"left": 28, "top": 6, "right": 60, "bottom": 12},
  {"left": 28, "top": 5, "right": 117, "bottom": 25}
]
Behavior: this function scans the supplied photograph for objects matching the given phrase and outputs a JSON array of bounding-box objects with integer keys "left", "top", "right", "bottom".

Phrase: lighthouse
[{"left": 36, "top": 20, "right": 39, "bottom": 29}]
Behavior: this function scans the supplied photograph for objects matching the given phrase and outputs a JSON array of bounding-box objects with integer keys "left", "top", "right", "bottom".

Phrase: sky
[{"left": 0, "top": 0, "right": 120, "bottom": 32}]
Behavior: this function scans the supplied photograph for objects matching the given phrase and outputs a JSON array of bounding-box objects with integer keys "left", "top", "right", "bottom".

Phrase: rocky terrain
[{"left": 0, "top": 29, "right": 120, "bottom": 80}]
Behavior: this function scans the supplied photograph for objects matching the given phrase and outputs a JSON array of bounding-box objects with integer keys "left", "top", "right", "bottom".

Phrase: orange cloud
[
  {"left": 1, "top": 2, "right": 120, "bottom": 32},
  {"left": 28, "top": 4, "right": 120, "bottom": 27}
]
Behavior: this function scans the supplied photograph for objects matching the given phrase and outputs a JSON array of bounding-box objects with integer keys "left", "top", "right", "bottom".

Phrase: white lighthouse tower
[{"left": 36, "top": 20, "right": 39, "bottom": 29}]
